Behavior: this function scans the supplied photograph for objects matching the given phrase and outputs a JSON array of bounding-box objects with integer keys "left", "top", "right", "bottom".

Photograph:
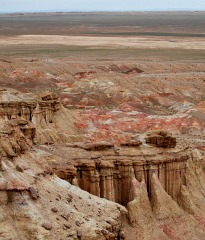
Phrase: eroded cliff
[{"left": 0, "top": 88, "right": 205, "bottom": 240}]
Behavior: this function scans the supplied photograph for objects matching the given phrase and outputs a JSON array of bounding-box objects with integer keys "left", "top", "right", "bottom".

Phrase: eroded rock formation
[
  {"left": 0, "top": 92, "right": 125, "bottom": 239},
  {"left": 57, "top": 144, "right": 188, "bottom": 204},
  {"left": 0, "top": 118, "right": 34, "bottom": 158},
  {"left": 145, "top": 130, "right": 177, "bottom": 148},
  {"left": 43, "top": 141, "right": 205, "bottom": 239},
  {"left": 0, "top": 88, "right": 205, "bottom": 239},
  {"left": 0, "top": 88, "right": 80, "bottom": 146}
]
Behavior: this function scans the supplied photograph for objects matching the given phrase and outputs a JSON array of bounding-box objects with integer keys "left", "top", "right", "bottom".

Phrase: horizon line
[{"left": 1, "top": 9, "right": 205, "bottom": 14}]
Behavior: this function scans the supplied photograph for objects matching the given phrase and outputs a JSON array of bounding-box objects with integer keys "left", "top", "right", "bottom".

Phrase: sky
[{"left": 1, "top": 0, "right": 205, "bottom": 13}]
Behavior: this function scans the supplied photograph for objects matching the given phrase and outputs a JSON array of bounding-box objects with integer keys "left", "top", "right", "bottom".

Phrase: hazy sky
[{"left": 1, "top": 0, "right": 205, "bottom": 12}]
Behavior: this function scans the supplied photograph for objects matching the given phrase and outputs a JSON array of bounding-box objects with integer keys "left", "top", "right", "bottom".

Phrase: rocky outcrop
[
  {"left": 0, "top": 88, "right": 80, "bottom": 146},
  {"left": 0, "top": 88, "right": 205, "bottom": 239},
  {"left": 145, "top": 130, "right": 177, "bottom": 148},
  {"left": 0, "top": 89, "right": 60, "bottom": 124},
  {"left": 73, "top": 148, "right": 188, "bottom": 205},
  {"left": 0, "top": 150, "right": 126, "bottom": 240},
  {"left": 39, "top": 141, "right": 205, "bottom": 239},
  {"left": 48, "top": 136, "right": 188, "bottom": 205},
  {"left": 0, "top": 118, "right": 34, "bottom": 158}
]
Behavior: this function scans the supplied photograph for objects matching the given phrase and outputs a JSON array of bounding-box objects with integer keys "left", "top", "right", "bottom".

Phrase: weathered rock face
[
  {"left": 51, "top": 136, "right": 185, "bottom": 205},
  {"left": 0, "top": 118, "right": 34, "bottom": 158},
  {"left": 145, "top": 130, "right": 177, "bottom": 148},
  {"left": 0, "top": 89, "right": 60, "bottom": 121},
  {"left": 0, "top": 88, "right": 80, "bottom": 146},
  {"left": 64, "top": 147, "right": 188, "bottom": 205},
  {"left": 0, "top": 151, "right": 126, "bottom": 240},
  {"left": 0, "top": 88, "right": 205, "bottom": 239},
  {"left": 41, "top": 142, "right": 205, "bottom": 240},
  {"left": 0, "top": 93, "right": 126, "bottom": 239}
]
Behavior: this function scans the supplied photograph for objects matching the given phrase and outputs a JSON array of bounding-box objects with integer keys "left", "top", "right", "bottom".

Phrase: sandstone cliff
[
  {"left": 0, "top": 88, "right": 81, "bottom": 146},
  {"left": 0, "top": 88, "right": 205, "bottom": 239}
]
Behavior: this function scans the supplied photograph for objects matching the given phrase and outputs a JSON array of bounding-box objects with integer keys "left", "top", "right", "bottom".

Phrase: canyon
[
  {"left": 0, "top": 89, "right": 204, "bottom": 239},
  {"left": 0, "top": 11, "right": 205, "bottom": 240}
]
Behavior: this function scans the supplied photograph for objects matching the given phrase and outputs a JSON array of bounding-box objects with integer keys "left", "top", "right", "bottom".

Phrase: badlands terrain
[{"left": 0, "top": 12, "right": 205, "bottom": 240}]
